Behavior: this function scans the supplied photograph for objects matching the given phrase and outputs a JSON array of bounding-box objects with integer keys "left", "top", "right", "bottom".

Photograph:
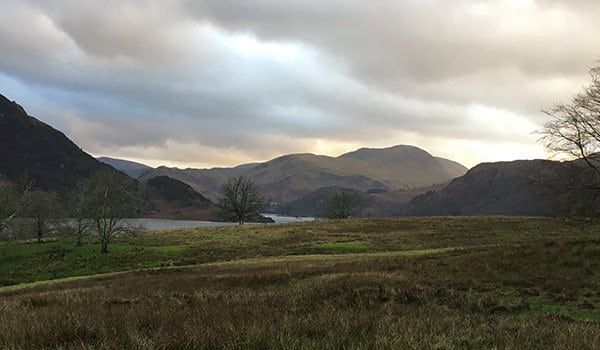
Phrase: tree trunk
[
  {"left": 101, "top": 241, "right": 108, "bottom": 254},
  {"left": 36, "top": 219, "right": 43, "bottom": 243},
  {"left": 76, "top": 221, "right": 84, "bottom": 246}
]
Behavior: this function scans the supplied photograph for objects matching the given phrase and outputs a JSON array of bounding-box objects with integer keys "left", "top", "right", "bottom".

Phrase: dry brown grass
[{"left": 1, "top": 216, "right": 600, "bottom": 349}]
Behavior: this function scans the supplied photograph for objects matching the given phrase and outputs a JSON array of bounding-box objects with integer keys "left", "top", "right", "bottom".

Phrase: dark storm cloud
[{"left": 1, "top": 0, "right": 599, "bottom": 167}]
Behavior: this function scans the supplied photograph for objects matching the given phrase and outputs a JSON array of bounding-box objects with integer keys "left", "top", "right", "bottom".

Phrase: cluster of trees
[
  {"left": 2, "top": 171, "right": 276, "bottom": 251},
  {"left": 0, "top": 170, "right": 140, "bottom": 253},
  {"left": 218, "top": 176, "right": 363, "bottom": 223},
  {"left": 72, "top": 170, "right": 141, "bottom": 253},
  {"left": 2, "top": 170, "right": 362, "bottom": 253},
  {"left": 2, "top": 172, "right": 271, "bottom": 253}
]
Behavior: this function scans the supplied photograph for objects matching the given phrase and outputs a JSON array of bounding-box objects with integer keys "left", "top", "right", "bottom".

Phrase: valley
[
  {"left": 3, "top": 92, "right": 597, "bottom": 348},
  {"left": 3, "top": 2, "right": 600, "bottom": 348}
]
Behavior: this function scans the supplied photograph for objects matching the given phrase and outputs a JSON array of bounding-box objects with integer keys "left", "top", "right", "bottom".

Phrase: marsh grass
[{"left": 1, "top": 216, "right": 600, "bottom": 348}]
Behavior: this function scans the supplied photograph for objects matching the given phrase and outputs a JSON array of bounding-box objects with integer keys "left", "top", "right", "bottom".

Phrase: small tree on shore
[
  {"left": 219, "top": 176, "right": 267, "bottom": 225},
  {"left": 76, "top": 169, "right": 140, "bottom": 253},
  {"left": 324, "top": 191, "right": 361, "bottom": 219},
  {"left": 69, "top": 187, "right": 93, "bottom": 246},
  {"left": 20, "top": 190, "right": 63, "bottom": 243}
]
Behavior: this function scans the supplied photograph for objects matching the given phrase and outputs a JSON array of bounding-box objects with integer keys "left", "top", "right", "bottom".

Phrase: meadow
[{"left": 1, "top": 216, "right": 600, "bottom": 349}]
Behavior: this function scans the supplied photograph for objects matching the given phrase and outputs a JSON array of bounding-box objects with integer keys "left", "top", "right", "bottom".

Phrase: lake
[
  {"left": 262, "top": 214, "right": 315, "bottom": 224},
  {"left": 130, "top": 214, "right": 315, "bottom": 231}
]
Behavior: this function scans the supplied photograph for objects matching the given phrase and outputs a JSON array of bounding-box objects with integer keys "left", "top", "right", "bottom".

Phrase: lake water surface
[{"left": 131, "top": 214, "right": 314, "bottom": 231}]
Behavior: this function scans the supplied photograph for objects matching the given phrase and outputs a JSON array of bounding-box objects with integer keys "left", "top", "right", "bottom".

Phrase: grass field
[{"left": 1, "top": 216, "right": 600, "bottom": 349}]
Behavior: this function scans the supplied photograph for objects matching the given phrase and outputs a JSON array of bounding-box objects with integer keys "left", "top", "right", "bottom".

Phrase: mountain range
[
  {"left": 1, "top": 91, "right": 467, "bottom": 219},
  {"left": 3, "top": 90, "right": 596, "bottom": 219},
  {"left": 132, "top": 145, "right": 467, "bottom": 203}
]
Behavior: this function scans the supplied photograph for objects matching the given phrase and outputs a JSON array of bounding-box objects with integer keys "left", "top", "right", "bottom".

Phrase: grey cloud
[
  {"left": 28, "top": 0, "right": 187, "bottom": 62},
  {"left": 1, "top": 0, "right": 598, "bottom": 167},
  {"left": 182, "top": 0, "right": 600, "bottom": 131},
  {"left": 185, "top": 1, "right": 600, "bottom": 100}
]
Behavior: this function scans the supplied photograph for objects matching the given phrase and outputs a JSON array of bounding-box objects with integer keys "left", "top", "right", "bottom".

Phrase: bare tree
[
  {"left": 540, "top": 64, "right": 600, "bottom": 189},
  {"left": 76, "top": 169, "right": 140, "bottom": 253},
  {"left": 0, "top": 176, "right": 19, "bottom": 235},
  {"left": 539, "top": 62, "right": 600, "bottom": 223},
  {"left": 20, "top": 190, "right": 63, "bottom": 243},
  {"left": 68, "top": 187, "right": 93, "bottom": 246},
  {"left": 324, "top": 191, "right": 361, "bottom": 219},
  {"left": 219, "top": 176, "right": 267, "bottom": 225}
]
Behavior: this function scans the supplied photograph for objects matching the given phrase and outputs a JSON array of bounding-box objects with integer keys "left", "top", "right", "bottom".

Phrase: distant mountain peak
[
  {"left": 340, "top": 144, "right": 430, "bottom": 156},
  {"left": 97, "top": 157, "right": 153, "bottom": 179},
  {"left": 140, "top": 144, "right": 467, "bottom": 203}
]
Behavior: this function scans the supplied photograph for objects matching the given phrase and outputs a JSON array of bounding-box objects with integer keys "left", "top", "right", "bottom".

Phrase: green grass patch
[
  {"left": 0, "top": 216, "right": 598, "bottom": 289},
  {"left": 0, "top": 240, "right": 188, "bottom": 286},
  {"left": 516, "top": 296, "right": 600, "bottom": 321},
  {"left": 310, "top": 240, "right": 371, "bottom": 250},
  {"left": 299, "top": 240, "right": 426, "bottom": 255},
  {"left": 209, "top": 229, "right": 240, "bottom": 240}
]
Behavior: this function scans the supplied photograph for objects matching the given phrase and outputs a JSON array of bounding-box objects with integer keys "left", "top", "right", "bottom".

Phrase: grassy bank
[{"left": 1, "top": 216, "right": 600, "bottom": 348}]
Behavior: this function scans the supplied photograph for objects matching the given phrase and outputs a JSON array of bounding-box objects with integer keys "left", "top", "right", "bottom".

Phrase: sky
[{"left": 1, "top": 0, "right": 600, "bottom": 169}]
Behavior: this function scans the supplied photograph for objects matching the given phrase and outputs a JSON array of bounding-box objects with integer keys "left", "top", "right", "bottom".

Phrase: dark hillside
[
  {"left": 273, "top": 187, "right": 370, "bottom": 217},
  {"left": 144, "top": 175, "right": 212, "bottom": 206},
  {"left": 139, "top": 167, "right": 227, "bottom": 201},
  {"left": 141, "top": 175, "right": 218, "bottom": 220},
  {"left": 404, "top": 159, "right": 599, "bottom": 216},
  {"left": 0, "top": 93, "right": 112, "bottom": 193}
]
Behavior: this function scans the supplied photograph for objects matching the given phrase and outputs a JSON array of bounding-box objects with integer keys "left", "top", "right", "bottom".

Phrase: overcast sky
[{"left": 2, "top": 0, "right": 599, "bottom": 168}]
